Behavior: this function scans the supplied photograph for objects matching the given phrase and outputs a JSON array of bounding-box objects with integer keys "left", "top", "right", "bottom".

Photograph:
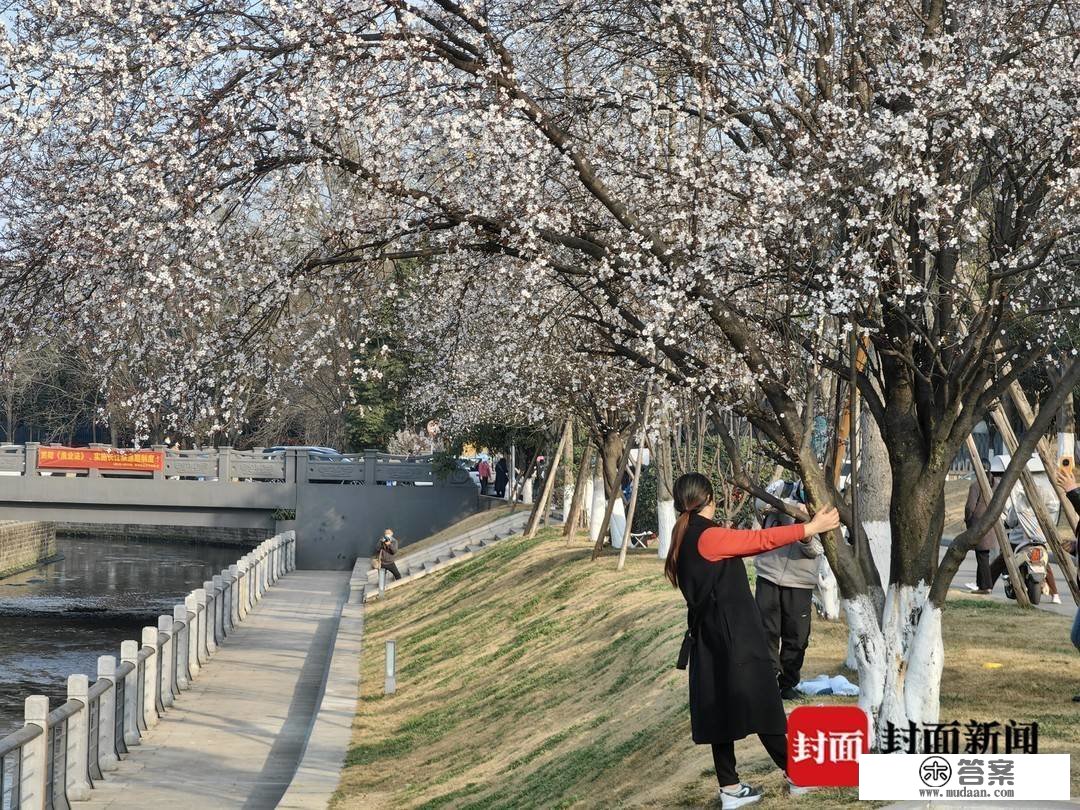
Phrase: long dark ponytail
[{"left": 664, "top": 472, "right": 714, "bottom": 588}]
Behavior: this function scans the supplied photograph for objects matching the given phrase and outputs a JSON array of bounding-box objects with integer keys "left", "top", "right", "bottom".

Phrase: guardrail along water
[{"left": 0, "top": 532, "right": 296, "bottom": 810}]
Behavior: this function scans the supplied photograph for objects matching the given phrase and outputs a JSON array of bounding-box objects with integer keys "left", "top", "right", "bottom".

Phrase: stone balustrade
[{"left": 0, "top": 531, "right": 297, "bottom": 810}]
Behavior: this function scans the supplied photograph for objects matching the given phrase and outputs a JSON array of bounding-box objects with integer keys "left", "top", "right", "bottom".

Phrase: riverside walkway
[{"left": 82, "top": 570, "right": 350, "bottom": 810}]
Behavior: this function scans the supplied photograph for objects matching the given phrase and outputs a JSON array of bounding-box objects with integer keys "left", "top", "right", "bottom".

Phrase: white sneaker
[
  {"left": 1051, "top": 594, "right": 1062, "bottom": 604},
  {"left": 964, "top": 582, "right": 979, "bottom": 591},
  {"left": 718, "top": 783, "right": 762, "bottom": 808},
  {"left": 787, "top": 775, "right": 816, "bottom": 796}
]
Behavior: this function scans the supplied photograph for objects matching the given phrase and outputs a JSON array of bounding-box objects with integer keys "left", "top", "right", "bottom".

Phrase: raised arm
[
  {"left": 698, "top": 505, "right": 841, "bottom": 562},
  {"left": 699, "top": 523, "right": 806, "bottom": 562}
]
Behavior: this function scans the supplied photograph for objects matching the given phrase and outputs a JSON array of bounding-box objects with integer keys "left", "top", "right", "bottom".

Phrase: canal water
[{"left": 0, "top": 535, "right": 242, "bottom": 737}]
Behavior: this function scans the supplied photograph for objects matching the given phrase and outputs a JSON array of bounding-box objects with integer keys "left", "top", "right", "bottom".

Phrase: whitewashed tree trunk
[
  {"left": 657, "top": 499, "right": 676, "bottom": 559},
  {"left": 588, "top": 468, "right": 606, "bottom": 545},
  {"left": 875, "top": 582, "right": 943, "bottom": 746},
  {"left": 562, "top": 427, "right": 575, "bottom": 519},
  {"left": 815, "top": 556, "right": 842, "bottom": 620},
  {"left": 583, "top": 472, "right": 595, "bottom": 526},
  {"left": 522, "top": 477, "right": 534, "bottom": 504},
  {"left": 656, "top": 409, "right": 676, "bottom": 559},
  {"left": 610, "top": 499, "right": 626, "bottom": 549}
]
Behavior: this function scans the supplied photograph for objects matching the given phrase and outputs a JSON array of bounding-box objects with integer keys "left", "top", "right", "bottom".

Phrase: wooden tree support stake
[
  {"left": 965, "top": 434, "right": 1031, "bottom": 608},
  {"left": 616, "top": 393, "right": 653, "bottom": 571},
  {"left": 524, "top": 419, "right": 572, "bottom": 540},
  {"left": 989, "top": 404, "right": 1080, "bottom": 605}
]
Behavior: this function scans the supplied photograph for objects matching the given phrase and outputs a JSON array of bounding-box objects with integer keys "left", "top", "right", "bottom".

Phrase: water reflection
[{"left": 0, "top": 535, "right": 243, "bottom": 737}]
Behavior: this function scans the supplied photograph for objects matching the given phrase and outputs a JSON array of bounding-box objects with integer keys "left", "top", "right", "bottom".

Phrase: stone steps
[{"left": 364, "top": 512, "right": 532, "bottom": 600}]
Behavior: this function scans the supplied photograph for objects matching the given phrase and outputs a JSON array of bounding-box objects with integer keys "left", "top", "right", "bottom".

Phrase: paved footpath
[{"left": 84, "top": 570, "right": 350, "bottom": 810}]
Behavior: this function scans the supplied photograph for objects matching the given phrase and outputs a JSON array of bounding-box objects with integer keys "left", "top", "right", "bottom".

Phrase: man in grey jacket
[{"left": 753, "top": 479, "right": 823, "bottom": 700}]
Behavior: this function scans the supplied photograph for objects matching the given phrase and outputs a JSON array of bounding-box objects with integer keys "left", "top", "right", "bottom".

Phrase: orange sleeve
[{"left": 699, "top": 522, "right": 807, "bottom": 561}]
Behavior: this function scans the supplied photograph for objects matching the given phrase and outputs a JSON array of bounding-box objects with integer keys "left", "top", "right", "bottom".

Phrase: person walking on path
[
  {"left": 494, "top": 456, "right": 509, "bottom": 498},
  {"left": 752, "top": 478, "right": 823, "bottom": 700},
  {"left": 477, "top": 457, "right": 492, "bottom": 495},
  {"left": 963, "top": 460, "right": 1000, "bottom": 594},
  {"left": 665, "top": 472, "right": 841, "bottom": 808},
  {"left": 378, "top": 528, "right": 402, "bottom": 580},
  {"left": 1053, "top": 465, "right": 1080, "bottom": 702}
]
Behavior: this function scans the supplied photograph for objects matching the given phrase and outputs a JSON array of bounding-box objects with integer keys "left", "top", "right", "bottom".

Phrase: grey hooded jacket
[{"left": 753, "top": 482, "right": 822, "bottom": 589}]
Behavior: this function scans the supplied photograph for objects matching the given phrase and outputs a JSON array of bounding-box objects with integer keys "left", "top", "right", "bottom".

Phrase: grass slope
[{"left": 335, "top": 528, "right": 1079, "bottom": 809}]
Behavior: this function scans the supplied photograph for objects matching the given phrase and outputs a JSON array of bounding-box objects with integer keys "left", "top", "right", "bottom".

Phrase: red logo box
[{"left": 787, "top": 706, "right": 870, "bottom": 787}]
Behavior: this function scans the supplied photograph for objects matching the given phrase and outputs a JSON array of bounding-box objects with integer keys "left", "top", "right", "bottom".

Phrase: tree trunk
[
  {"left": 656, "top": 411, "right": 676, "bottom": 559},
  {"left": 563, "top": 442, "right": 594, "bottom": 541},
  {"left": 588, "top": 453, "right": 606, "bottom": 546},
  {"left": 562, "top": 425, "right": 575, "bottom": 520},
  {"left": 583, "top": 458, "right": 595, "bottom": 528},
  {"left": 599, "top": 430, "right": 627, "bottom": 550},
  {"left": 858, "top": 398, "right": 893, "bottom": 595},
  {"left": 525, "top": 421, "right": 571, "bottom": 539}
]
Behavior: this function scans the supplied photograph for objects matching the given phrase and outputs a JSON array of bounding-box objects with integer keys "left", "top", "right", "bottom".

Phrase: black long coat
[{"left": 677, "top": 513, "right": 787, "bottom": 743}]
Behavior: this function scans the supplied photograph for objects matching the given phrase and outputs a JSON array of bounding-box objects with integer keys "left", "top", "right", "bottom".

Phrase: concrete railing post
[
  {"left": 141, "top": 627, "right": 159, "bottom": 730},
  {"left": 120, "top": 641, "right": 140, "bottom": 746},
  {"left": 384, "top": 640, "right": 397, "bottom": 695},
  {"left": 157, "top": 616, "right": 175, "bottom": 708},
  {"left": 221, "top": 571, "right": 234, "bottom": 634},
  {"left": 173, "top": 605, "right": 190, "bottom": 690},
  {"left": 212, "top": 575, "right": 225, "bottom": 644},
  {"left": 290, "top": 531, "right": 296, "bottom": 571},
  {"left": 218, "top": 445, "right": 233, "bottom": 482},
  {"left": 97, "top": 656, "right": 119, "bottom": 771},
  {"left": 228, "top": 565, "right": 241, "bottom": 626},
  {"left": 202, "top": 582, "right": 218, "bottom": 654},
  {"left": 184, "top": 595, "right": 201, "bottom": 678},
  {"left": 22, "top": 695, "right": 49, "bottom": 810},
  {"left": 236, "top": 560, "right": 249, "bottom": 620},
  {"left": 255, "top": 545, "right": 265, "bottom": 598},
  {"left": 194, "top": 588, "right": 210, "bottom": 663},
  {"left": 66, "top": 674, "right": 91, "bottom": 800}
]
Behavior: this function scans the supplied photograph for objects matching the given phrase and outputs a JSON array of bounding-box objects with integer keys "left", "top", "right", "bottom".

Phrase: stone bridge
[{"left": 0, "top": 445, "right": 478, "bottom": 569}]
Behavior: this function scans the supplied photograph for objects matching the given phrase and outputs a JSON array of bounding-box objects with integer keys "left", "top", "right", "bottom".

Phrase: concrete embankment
[{"left": 0, "top": 520, "right": 58, "bottom": 578}]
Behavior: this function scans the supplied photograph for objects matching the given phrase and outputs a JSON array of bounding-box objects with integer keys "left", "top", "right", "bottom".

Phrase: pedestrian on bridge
[{"left": 378, "top": 529, "right": 402, "bottom": 580}]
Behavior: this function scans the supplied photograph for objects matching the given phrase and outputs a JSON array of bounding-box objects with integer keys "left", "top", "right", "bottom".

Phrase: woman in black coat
[
  {"left": 494, "top": 456, "right": 509, "bottom": 497},
  {"left": 666, "top": 473, "right": 839, "bottom": 808}
]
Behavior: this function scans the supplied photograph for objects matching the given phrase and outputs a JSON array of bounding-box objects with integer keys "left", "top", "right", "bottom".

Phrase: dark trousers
[
  {"left": 712, "top": 734, "right": 787, "bottom": 786},
  {"left": 480, "top": 479, "right": 489, "bottom": 495},
  {"left": 381, "top": 562, "right": 402, "bottom": 580},
  {"left": 975, "top": 549, "right": 992, "bottom": 590},
  {"left": 755, "top": 578, "right": 812, "bottom": 690}
]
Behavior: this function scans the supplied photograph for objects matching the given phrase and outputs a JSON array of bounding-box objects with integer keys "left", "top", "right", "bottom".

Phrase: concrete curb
[{"left": 277, "top": 561, "right": 366, "bottom": 810}]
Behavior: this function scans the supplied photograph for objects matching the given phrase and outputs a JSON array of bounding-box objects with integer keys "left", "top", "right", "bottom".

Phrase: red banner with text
[{"left": 36, "top": 447, "right": 164, "bottom": 472}]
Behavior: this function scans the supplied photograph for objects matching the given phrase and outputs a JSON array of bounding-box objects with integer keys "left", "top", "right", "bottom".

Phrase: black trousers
[
  {"left": 480, "top": 479, "right": 489, "bottom": 495},
  {"left": 754, "top": 578, "right": 812, "bottom": 690},
  {"left": 380, "top": 562, "right": 402, "bottom": 580},
  {"left": 975, "top": 549, "right": 992, "bottom": 590},
  {"left": 712, "top": 734, "right": 787, "bottom": 786}
]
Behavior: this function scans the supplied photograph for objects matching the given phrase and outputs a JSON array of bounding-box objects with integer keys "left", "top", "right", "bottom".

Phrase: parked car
[{"left": 261, "top": 446, "right": 348, "bottom": 461}]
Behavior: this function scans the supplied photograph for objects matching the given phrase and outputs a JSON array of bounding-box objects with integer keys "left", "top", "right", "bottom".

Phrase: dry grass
[{"left": 334, "top": 528, "right": 1079, "bottom": 809}]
